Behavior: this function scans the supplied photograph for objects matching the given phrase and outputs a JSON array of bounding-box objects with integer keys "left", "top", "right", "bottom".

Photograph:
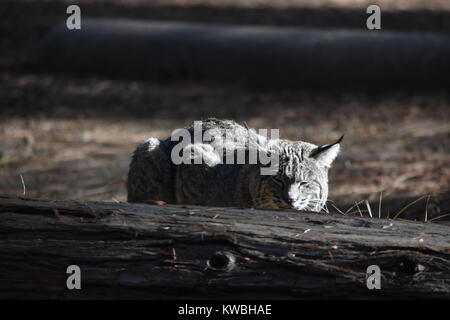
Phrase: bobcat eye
[{"left": 299, "top": 182, "right": 308, "bottom": 186}]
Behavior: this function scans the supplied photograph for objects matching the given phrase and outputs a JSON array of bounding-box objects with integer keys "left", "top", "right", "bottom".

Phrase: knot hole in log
[
  {"left": 398, "top": 259, "right": 426, "bottom": 274},
  {"left": 206, "top": 251, "right": 236, "bottom": 271}
]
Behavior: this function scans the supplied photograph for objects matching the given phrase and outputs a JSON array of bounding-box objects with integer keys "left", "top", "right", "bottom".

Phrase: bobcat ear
[{"left": 309, "top": 134, "right": 343, "bottom": 167}]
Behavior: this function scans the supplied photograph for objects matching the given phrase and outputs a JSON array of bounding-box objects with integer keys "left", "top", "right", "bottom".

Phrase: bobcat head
[{"left": 249, "top": 135, "right": 342, "bottom": 212}]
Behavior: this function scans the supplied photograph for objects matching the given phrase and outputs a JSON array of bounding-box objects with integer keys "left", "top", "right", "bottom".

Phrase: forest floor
[{"left": 1, "top": 0, "right": 449, "bottom": 221}]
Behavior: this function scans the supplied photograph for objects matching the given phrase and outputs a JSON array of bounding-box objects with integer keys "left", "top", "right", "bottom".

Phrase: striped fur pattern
[{"left": 127, "top": 119, "right": 341, "bottom": 212}]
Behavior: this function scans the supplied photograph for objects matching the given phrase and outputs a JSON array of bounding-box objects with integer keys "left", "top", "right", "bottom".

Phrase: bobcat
[{"left": 127, "top": 118, "right": 342, "bottom": 212}]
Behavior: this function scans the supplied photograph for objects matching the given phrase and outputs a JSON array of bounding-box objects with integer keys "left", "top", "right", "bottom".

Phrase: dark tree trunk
[{"left": 0, "top": 196, "right": 449, "bottom": 299}]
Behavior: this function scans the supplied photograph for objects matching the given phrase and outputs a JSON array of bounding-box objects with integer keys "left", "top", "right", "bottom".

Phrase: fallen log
[
  {"left": 39, "top": 19, "right": 450, "bottom": 89},
  {"left": 0, "top": 196, "right": 449, "bottom": 299}
]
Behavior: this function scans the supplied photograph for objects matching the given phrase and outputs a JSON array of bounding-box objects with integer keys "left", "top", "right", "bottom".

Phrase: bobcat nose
[{"left": 286, "top": 198, "right": 295, "bottom": 205}]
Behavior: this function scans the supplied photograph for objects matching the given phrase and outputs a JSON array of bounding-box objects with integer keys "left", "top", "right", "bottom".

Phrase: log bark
[{"left": 0, "top": 196, "right": 449, "bottom": 299}]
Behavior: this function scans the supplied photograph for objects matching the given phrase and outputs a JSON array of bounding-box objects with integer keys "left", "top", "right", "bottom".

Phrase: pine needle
[
  {"left": 356, "top": 201, "right": 363, "bottom": 217},
  {"left": 344, "top": 200, "right": 364, "bottom": 215},
  {"left": 365, "top": 200, "right": 373, "bottom": 218},
  {"left": 424, "top": 195, "right": 430, "bottom": 222},
  {"left": 428, "top": 213, "right": 450, "bottom": 222},
  {"left": 328, "top": 202, "right": 346, "bottom": 215},
  {"left": 392, "top": 195, "right": 427, "bottom": 220},
  {"left": 378, "top": 191, "right": 383, "bottom": 219},
  {"left": 19, "top": 174, "right": 26, "bottom": 196}
]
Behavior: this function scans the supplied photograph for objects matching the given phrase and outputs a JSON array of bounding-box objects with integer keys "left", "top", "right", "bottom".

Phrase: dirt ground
[
  {"left": 2, "top": 72, "right": 449, "bottom": 214},
  {"left": 1, "top": 0, "right": 449, "bottom": 221}
]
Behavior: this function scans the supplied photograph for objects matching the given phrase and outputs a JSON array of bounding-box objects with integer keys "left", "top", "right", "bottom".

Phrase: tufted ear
[{"left": 309, "top": 134, "right": 343, "bottom": 167}]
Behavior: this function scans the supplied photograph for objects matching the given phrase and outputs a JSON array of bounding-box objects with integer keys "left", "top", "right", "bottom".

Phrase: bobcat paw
[{"left": 184, "top": 143, "right": 221, "bottom": 167}]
